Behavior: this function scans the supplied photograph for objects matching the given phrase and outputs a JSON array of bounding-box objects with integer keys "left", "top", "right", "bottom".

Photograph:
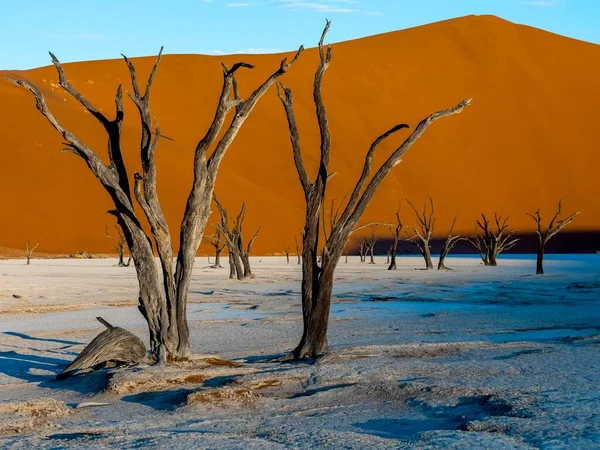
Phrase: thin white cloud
[
  {"left": 228, "top": 2, "right": 251, "bottom": 6},
  {"left": 524, "top": 0, "right": 558, "bottom": 6},
  {"left": 274, "top": 0, "right": 361, "bottom": 13}
]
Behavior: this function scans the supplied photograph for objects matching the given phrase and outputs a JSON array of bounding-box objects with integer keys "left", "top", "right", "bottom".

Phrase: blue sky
[{"left": 0, "top": 0, "right": 598, "bottom": 70}]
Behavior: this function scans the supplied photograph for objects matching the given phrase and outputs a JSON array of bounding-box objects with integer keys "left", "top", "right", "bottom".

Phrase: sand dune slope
[{"left": 0, "top": 15, "right": 598, "bottom": 255}]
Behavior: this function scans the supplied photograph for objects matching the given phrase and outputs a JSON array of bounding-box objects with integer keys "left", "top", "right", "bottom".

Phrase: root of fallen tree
[{"left": 56, "top": 317, "right": 146, "bottom": 380}]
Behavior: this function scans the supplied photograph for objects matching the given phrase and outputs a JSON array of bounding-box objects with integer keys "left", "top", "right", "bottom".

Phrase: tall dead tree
[
  {"left": 366, "top": 231, "right": 377, "bottom": 264},
  {"left": 106, "top": 224, "right": 131, "bottom": 267},
  {"left": 295, "top": 235, "right": 301, "bottom": 264},
  {"left": 388, "top": 206, "right": 403, "bottom": 270},
  {"left": 25, "top": 241, "right": 39, "bottom": 265},
  {"left": 213, "top": 195, "right": 261, "bottom": 280},
  {"left": 407, "top": 198, "right": 435, "bottom": 270},
  {"left": 468, "top": 233, "right": 489, "bottom": 265},
  {"left": 527, "top": 200, "right": 579, "bottom": 275},
  {"left": 471, "top": 213, "right": 519, "bottom": 266},
  {"left": 437, "top": 216, "right": 464, "bottom": 270},
  {"left": 204, "top": 229, "right": 226, "bottom": 269},
  {"left": 276, "top": 21, "right": 471, "bottom": 359},
  {"left": 358, "top": 238, "right": 367, "bottom": 262},
  {"left": 7, "top": 44, "right": 303, "bottom": 363}
]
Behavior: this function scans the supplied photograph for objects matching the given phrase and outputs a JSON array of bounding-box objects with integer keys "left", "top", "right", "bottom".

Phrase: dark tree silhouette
[
  {"left": 204, "top": 229, "right": 226, "bottom": 269},
  {"left": 106, "top": 225, "right": 131, "bottom": 267},
  {"left": 366, "top": 231, "right": 378, "bottom": 264},
  {"left": 527, "top": 200, "right": 579, "bottom": 274},
  {"left": 276, "top": 21, "right": 471, "bottom": 359},
  {"left": 469, "top": 213, "right": 519, "bottom": 266},
  {"left": 7, "top": 44, "right": 303, "bottom": 363},
  {"left": 437, "top": 216, "right": 464, "bottom": 270},
  {"left": 388, "top": 205, "right": 403, "bottom": 270},
  {"left": 213, "top": 195, "right": 261, "bottom": 280},
  {"left": 407, "top": 198, "right": 435, "bottom": 270}
]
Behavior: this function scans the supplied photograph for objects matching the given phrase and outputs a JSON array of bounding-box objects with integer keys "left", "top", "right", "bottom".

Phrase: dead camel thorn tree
[
  {"left": 366, "top": 230, "right": 378, "bottom": 264},
  {"left": 406, "top": 198, "right": 435, "bottom": 270},
  {"left": 276, "top": 20, "right": 471, "bottom": 359},
  {"left": 7, "top": 43, "right": 303, "bottom": 365},
  {"left": 203, "top": 228, "right": 226, "bottom": 269},
  {"left": 388, "top": 205, "right": 403, "bottom": 270},
  {"left": 25, "top": 241, "right": 39, "bottom": 265},
  {"left": 469, "top": 213, "right": 519, "bottom": 266},
  {"left": 358, "top": 237, "right": 367, "bottom": 262},
  {"left": 527, "top": 200, "right": 579, "bottom": 275},
  {"left": 106, "top": 224, "right": 131, "bottom": 267},
  {"left": 437, "top": 216, "right": 464, "bottom": 270},
  {"left": 295, "top": 235, "right": 301, "bottom": 265},
  {"left": 213, "top": 194, "right": 261, "bottom": 280}
]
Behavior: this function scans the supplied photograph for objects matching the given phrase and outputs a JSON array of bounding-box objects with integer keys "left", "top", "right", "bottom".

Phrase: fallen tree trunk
[{"left": 56, "top": 317, "right": 146, "bottom": 380}]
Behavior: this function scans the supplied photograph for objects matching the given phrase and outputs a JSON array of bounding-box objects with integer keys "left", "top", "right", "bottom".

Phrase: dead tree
[
  {"left": 295, "top": 235, "right": 301, "bottom": 264},
  {"left": 204, "top": 229, "right": 226, "bottom": 268},
  {"left": 358, "top": 238, "right": 367, "bottom": 262},
  {"left": 388, "top": 206, "right": 403, "bottom": 270},
  {"left": 366, "top": 231, "right": 377, "bottom": 264},
  {"left": 213, "top": 195, "right": 261, "bottom": 280},
  {"left": 25, "top": 241, "right": 39, "bottom": 265},
  {"left": 468, "top": 233, "right": 489, "bottom": 265},
  {"left": 7, "top": 44, "right": 303, "bottom": 363},
  {"left": 438, "top": 216, "right": 464, "bottom": 270},
  {"left": 471, "top": 213, "right": 519, "bottom": 266},
  {"left": 527, "top": 200, "right": 579, "bottom": 275},
  {"left": 276, "top": 20, "right": 471, "bottom": 359},
  {"left": 106, "top": 225, "right": 131, "bottom": 267},
  {"left": 386, "top": 249, "right": 390, "bottom": 264},
  {"left": 407, "top": 198, "right": 435, "bottom": 270},
  {"left": 285, "top": 247, "right": 290, "bottom": 264}
]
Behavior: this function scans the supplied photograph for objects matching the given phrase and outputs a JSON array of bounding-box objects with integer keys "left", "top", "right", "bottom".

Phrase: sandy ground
[{"left": 0, "top": 255, "right": 599, "bottom": 449}]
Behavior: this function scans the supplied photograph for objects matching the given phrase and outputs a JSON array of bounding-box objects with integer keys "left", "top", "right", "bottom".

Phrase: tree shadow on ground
[{"left": 0, "top": 350, "right": 67, "bottom": 382}]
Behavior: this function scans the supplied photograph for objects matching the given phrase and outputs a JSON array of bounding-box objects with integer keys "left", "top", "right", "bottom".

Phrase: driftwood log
[{"left": 56, "top": 318, "right": 146, "bottom": 380}]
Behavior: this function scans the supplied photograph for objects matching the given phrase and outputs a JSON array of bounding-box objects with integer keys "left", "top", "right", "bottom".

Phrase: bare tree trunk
[
  {"left": 407, "top": 198, "right": 435, "bottom": 270},
  {"left": 388, "top": 203, "right": 403, "bottom": 271},
  {"left": 528, "top": 201, "right": 579, "bottom": 275},
  {"left": 438, "top": 216, "right": 463, "bottom": 270},
  {"left": 276, "top": 21, "right": 471, "bottom": 359},
  {"left": 228, "top": 252, "right": 237, "bottom": 279},
  {"left": 536, "top": 242, "right": 545, "bottom": 275}
]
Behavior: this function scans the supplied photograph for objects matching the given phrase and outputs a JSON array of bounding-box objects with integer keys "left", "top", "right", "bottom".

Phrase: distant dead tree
[
  {"left": 7, "top": 42, "right": 303, "bottom": 364},
  {"left": 388, "top": 205, "right": 403, "bottom": 270},
  {"left": 386, "top": 249, "right": 390, "bottom": 264},
  {"left": 469, "top": 213, "right": 519, "bottom": 266},
  {"left": 106, "top": 225, "right": 131, "bottom": 267},
  {"left": 437, "top": 216, "right": 464, "bottom": 270},
  {"left": 204, "top": 228, "right": 226, "bottom": 269},
  {"left": 527, "top": 200, "right": 579, "bottom": 274},
  {"left": 294, "top": 235, "right": 301, "bottom": 265},
  {"left": 276, "top": 20, "right": 471, "bottom": 359},
  {"left": 285, "top": 246, "right": 290, "bottom": 264},
  {"left": 366, "top": 231, "right": 377, "bottom": 264},
  {"left": 358, "top": 238, "right": 367, "bottom": 262},
  {"left": 213, "top": 195, "right": 261, "bottom": 280},
  {"left": 407, "top": 198, "right": 435, "bottom": 270},
  {"left": 25, "top": 241, "right": 39, "bottom": 265}
]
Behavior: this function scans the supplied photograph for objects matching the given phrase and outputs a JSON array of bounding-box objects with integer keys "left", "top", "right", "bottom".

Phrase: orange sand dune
[{"left": 1, "top": 15, "right": 599, "bottom": 255}]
